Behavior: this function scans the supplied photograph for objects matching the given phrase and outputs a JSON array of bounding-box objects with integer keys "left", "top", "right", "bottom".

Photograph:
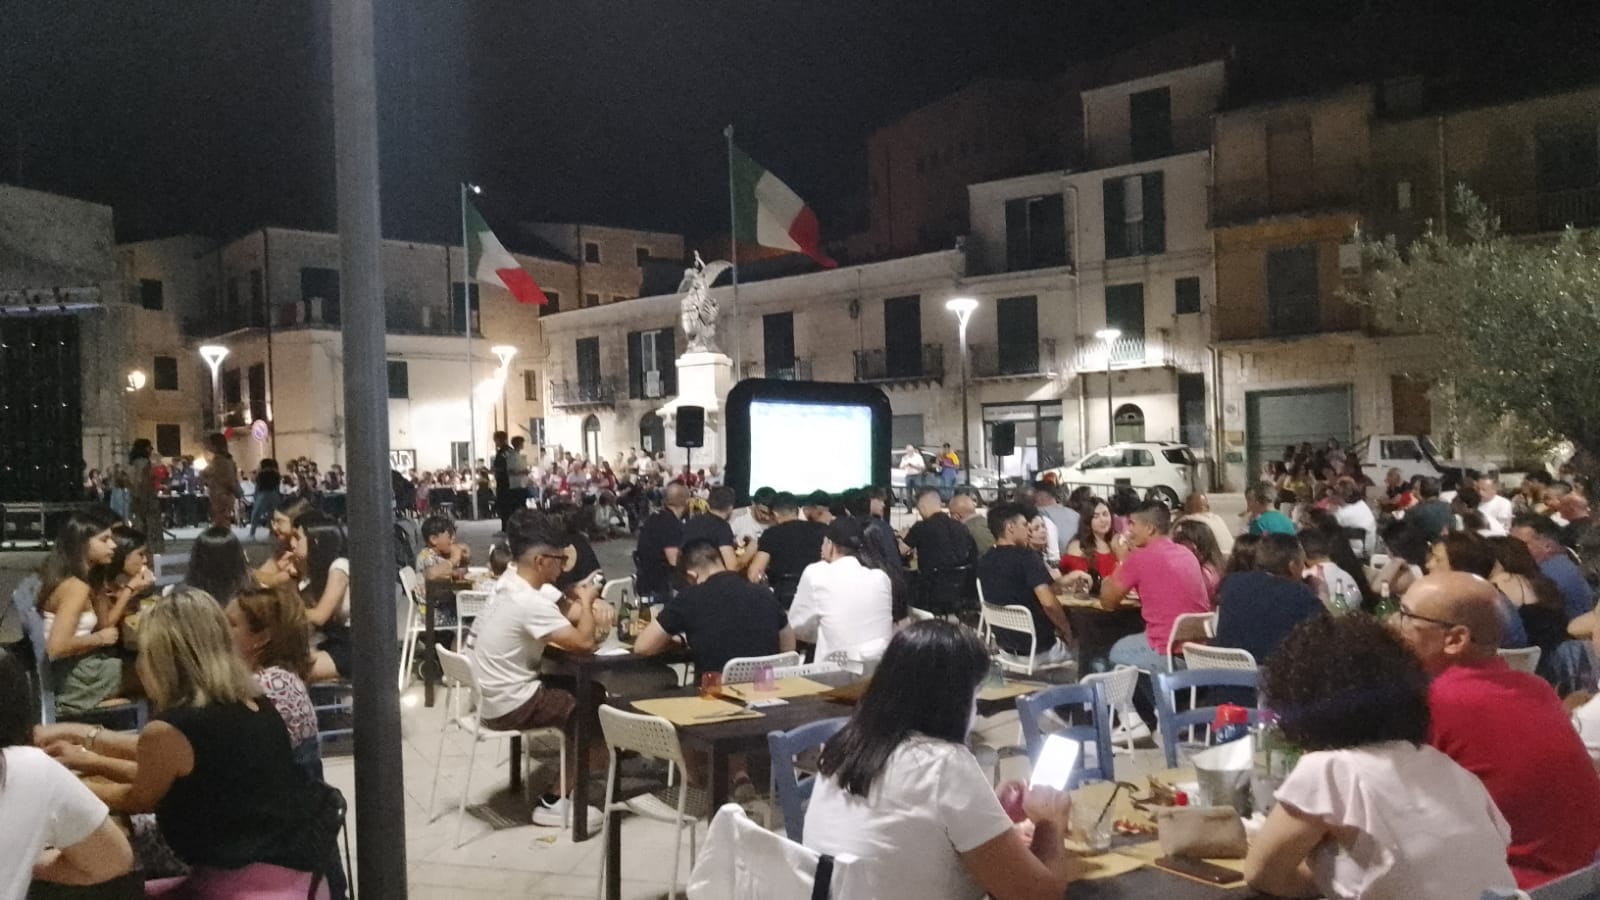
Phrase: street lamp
[
  {"left": 125, "top": 370, "right": 147, "bottom": 393},
  {"left": 946, "top": 297, "right": 979, "bottom": 483},
  {"left": 198, "top": 344, "right": 229, "bottom": 432},
  {"left": 1094, "top": 328, "right": 1121, "bottom": 444},
  {"left": 491, "top": 345, "right": 518, "bottom": 431}
]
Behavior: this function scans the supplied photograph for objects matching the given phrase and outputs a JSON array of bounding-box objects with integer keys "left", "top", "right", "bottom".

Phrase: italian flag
[
  {"left": 466, "top": 199, "right": 548, "bottom": 305},
  {"left": 730, "top": 143, "right": 836, "bottom": 268}
]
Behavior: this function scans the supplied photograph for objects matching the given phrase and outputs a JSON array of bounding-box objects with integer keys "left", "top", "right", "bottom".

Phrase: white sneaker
[
  {"left": 532, "top": 797, "right": 604, "bottom": 830},
  {"left": 1112, "top": 719, "right": 1152, "bottom": 742}
]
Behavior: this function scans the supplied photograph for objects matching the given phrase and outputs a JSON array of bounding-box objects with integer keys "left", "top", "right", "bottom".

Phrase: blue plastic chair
[
  {"left": 1015, "top": 681, "right": 1115, "bottom": 789},
  {"left": 1152, "top": 668, "right": 1262, "bottom": 768},
  {"left": 767, "top": 716, "right": 849, "bottom": 841},
  {"left": 12, "top": 576, "right": 147, "bottom": 730}
]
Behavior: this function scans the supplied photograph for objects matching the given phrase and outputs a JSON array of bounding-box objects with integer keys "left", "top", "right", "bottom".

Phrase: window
[
  {"left": 1113, "top": 406, "right": 1147, "bottom": 444},
  {"left": 248, "top": 363, "right": 267, "bottom": 424},
  {"left": 1003, "top": 194, "right": 1068, "bottom": 271},
  {"left": 523, "top": 369, "right": 538, "bottom": 401},
  {"left": 1396, "top": 181, "right": 1413, "bottom": 211},
  {"left": 450, "top": 441, "right": 471, "bottom": 469},
  {"left": 627, "top": 328, "right": 677, "bottom": 398},
  {"left": 575, "top": 337, "right": 602, "bottom": 387},
  {"left": 1381, "top": 438, "right": 1424, "bottom": 462},
  {"left": 584, "top": 292, "right": 600, "bottom": 308},
  {"left": 1175, "top": 276, "right": 1202, "bottom": 315},
  {"left": 1079, "top": 448, "right": 1120, "bottom": 470},
  {"left": 221, "top": 367, "right": 243, "bottom": 406},
  {"left": 1128, "top": 87, "right": 1173, "bottom": 162},
  {"left": 300, "top": 267, "right": 341, "bottom": 324},
  {"left": 139, "top": 279, "right": 164, "bottom": 311},
  {"left": 155, "top": 424, "right": 182, "bottom": 458},
  {"left": 639, "top": 412, "right": 665, "bottom": 454},
  {"left": 1162, "top": 447, "right": 1198, "bottom": 466},
  {"left": 1102, "top": 172, "right": 1165, "bottom": 258},
  {"left": 387, "top": 360, "right": 409, "bottom": 399},
  {"left": 1266, "top": 245, "right": 1320, "bottom": 335},
  {"left": 584, "top": 241, "right": 601, "bottom": 264},
  {"left": 1104, "top": 283, "right": 1146, "bottom": 364},
  {"left": 544, "top": 290, "right": 561, "bottom": 313},
  {"left": 636, "top": 247, "right": 650, "bottom": 266},
  {"left": 450, "top": 282, "right": 480, "bottom": 334},
  {"left": 891, "top": 414, "right": 925, "bottom": 449},
  {"left": 883, "top": 295, "right": 923, "bottom": 378},
  {"left": 153, "top": 355, "right": 179, "bottom": 391},
  {"left": 763, "top": 312, "right": 795, "bottom": 375},
  {"left": 1177, "top": 373, "right": 1206, "bottom": 449},
  {"left": 995, "top": 296, "right": 1040, "bottom": 374}
]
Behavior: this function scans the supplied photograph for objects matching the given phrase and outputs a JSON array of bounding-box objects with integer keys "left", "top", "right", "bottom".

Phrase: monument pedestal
[{"left": 657, "top": 351, "right": 734, "bottom": 469}]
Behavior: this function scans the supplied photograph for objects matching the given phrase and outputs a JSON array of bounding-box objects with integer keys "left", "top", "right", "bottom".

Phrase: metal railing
[
  {"left": 1490, "top": 186, "right": 1600, "bottom": 235},
  {"left": 741, "top": 357, "right": 813, "bottom": 381},
  {"left": 969, "top": 339, "right": 1056, "bottom": 378},
  {"left": 548, "top": 377, "right": 618, "bottom": 408},
  {"left": 1072, "top": 331, "right": 1177, "bottom": 370},
  {"left": 1266, "top": 293, "right": 1322, "bottom": 337},
  {"left": 1211, "top": 165, "right": 1369, "bottom": 225},
  {"left": 854, "top": 343, "right": 944, "bottom": 383}
]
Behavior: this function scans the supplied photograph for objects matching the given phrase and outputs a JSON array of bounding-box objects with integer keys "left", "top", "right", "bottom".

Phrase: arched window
[
  {"left": 1113, "top": 403, "right": 1145, "bottom": 443},
  {"left": 582, "top": 414, "right": 602, "bottom": 462},
  {"left": 639, "top": 412, "right": 665, "bottom": 455}
]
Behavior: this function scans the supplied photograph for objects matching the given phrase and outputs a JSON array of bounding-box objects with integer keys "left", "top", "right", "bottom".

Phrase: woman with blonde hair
[
  {"left": 226, "top": 585, "right": 321, "bottom": 776},
  {"left": 34, "top": 588, "right": 325, "bottom": 896}
]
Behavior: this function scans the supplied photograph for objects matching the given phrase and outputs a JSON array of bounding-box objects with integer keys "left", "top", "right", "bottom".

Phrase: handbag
[{"left": 1154, "top": 805, "right": 1249, "bottom": 859}]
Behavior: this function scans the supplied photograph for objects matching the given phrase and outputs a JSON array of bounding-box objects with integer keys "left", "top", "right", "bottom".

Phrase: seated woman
[
  {"left": 36, "top": 508, "right": 129, "bottom": 716},
  {"left": 0, "top": 650, "right": 133, "bottom": 895},
  {"left": 804, "top": 621, "right": 1078, "bottom": 900},
  {"left": 1060, "top": 499, "right": 1115, "bottom": 594},
  {"left": 1246, "top": 614, "right": 1517, "bottom": 899},
  {"left": 33, "top": 589, "right": 328, "bottom": 897},
  {"left": 1213, "top": 533, "right": 1324, "bottom": 664},
  {"left": 1372, "top": 519, "right": 1429, "bottom": 599},
  {"left": 1487, "top": 536, "right": 1569, "bottom": 662},
  {"left": 103, "top": 522, "right": 155, "bottom": 619},
  {"left": 254, "top": 498, "right": 313, "bottom": 588},
  {"left": 187, "top": 525, "right": 257, "bottom": 607},
  {"left": 226, "top": 586, "right": 321, "bottom": 778},
  {"left": 1172, "top": 519, "right": 1225, "bottom": 601},
  {"left": 293, "top": 512, "right": 352, "bottom": 682},
  {"left": 1426, "top": 531, "right": 1529, "bottom": 648}
]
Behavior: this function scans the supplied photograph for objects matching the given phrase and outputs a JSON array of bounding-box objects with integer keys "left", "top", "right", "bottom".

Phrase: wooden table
[{"left": 1063, "top": 598, "right": 1146, "bottom": 674}]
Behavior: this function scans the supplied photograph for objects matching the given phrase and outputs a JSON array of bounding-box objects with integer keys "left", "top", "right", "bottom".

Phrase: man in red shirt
[
  {"left": 1099, "top": 500, "right": 1212, "bottom": 671},
  {"left": 1400, "top": 571, "right": 1600, "bottom": 889}
]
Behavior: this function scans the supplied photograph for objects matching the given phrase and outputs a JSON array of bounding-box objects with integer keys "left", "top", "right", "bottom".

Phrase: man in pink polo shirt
[{"left": 1099, "top": 500, "right": 1213, "bottom": 671}]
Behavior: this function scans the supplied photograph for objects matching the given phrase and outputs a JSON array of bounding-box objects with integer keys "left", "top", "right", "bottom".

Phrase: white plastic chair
[
  {"left": 426, "top": 646, "right": 566, "bottom": 847},
  {"left": 596, "top": 705, "right": 703, "bottom": 900},
  {"left": 454, "top": 590, "right": 492, "bottom": 644},
  {"left": 979, "top": 601, "right": 1074, "bottom": 677},
  {"left": 1168, "top": 644, "right": 1256, "bottom": 745},
  {"left": 1163, "top": 611, "right": 1217, "bottom": 672},
  {"left": 687, "top": 803, "right": 864, "bottom": 900},
  {"left": 906, "top": 606, "right": 938, "bottom": 622},
  {"left": 1080, "top": 665, "right": 1144, "bottom": 753},
  {"left": 1498, "top": 646, "right": 1542, "bottom": 675},
  {"left": 722, "top": 652, "right": 802, "bottom": 684},
  {"left": 396, "top": 566, "right": 425, "bottom": 690},
  {"left": 772, "top": 661, "right": 845, "bottom": 679},
  {"left": 601, "top": 575, "right": 636, "bottom": 610}
]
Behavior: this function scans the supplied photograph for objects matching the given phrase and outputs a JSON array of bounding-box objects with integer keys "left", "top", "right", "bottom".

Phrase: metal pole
[
  {"left": 1105, "top": 355, "right": 1114, "bottom": 443},
  {"left": 329, "top": 0, "right": 406, "bottom": 895},
  {"left": 958, "top": 318, "right": 971, "bottom": 484},
  {"left": 461, "top": 184, "right": 477, "bottom": 476},
  {"left": 724, "top": 125, "right": 741, "bottom": 372}
]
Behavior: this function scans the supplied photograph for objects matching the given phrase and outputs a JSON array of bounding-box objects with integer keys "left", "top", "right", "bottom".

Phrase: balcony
[
  {"left": 969, "top": 340, "right": 1057, "bottom": 380},
  {"left": 549, "top": 377, "right": 618, "bottom": 409},
  {"left": 853, "top": 344, "right": 943, "bottom": 386},
  {"left": 740, "top": 357, "right": 814, "bottom": 381},
  {"left": 1490, "top": 186, "right": 1600, "bottom": 235},
  {"left": 1211, "top": 166, "right": 1369, "bottom": 226},
  {"left": 1215, "top": 292, "right": 1367, "bottom": 343},
  {"left": 1073, "top": 330, "right": 1180, "bottom": 371}
]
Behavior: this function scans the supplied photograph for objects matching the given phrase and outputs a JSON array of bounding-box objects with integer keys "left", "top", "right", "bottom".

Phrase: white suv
[{"left": 1043, "top": 442, "right": 1197, "bottom": 507}]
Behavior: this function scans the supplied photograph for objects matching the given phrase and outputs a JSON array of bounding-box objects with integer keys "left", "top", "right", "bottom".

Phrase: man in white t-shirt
[
  {"left": 1478, "top": 474, "right": 1517, "bottom": 534},
  {"left": 468, "top": 510, "right": 614, "bottom": 828},
  {"left": 1332, "top": 482, "right": 1378, "bottom": 559},
  {"left": 1, "top": 743, "right": 133, "bottom": 896}
]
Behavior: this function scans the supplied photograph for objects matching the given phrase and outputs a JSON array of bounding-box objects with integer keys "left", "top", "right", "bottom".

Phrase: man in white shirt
[
  {"left": 468, "top": 510, "right": 614, "bottom": 828},
  {"left": 1478, "top": 474, "right": 1517, "bottom": 534},
  {"left": 1332, "top": 482, "right": 1378, "bottom": 558},
  {"left": 789, "top": 518, "right": 895, "bottom": 660}
]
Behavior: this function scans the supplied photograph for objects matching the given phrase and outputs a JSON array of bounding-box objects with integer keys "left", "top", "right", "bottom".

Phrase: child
[
  {"left": 416, "top": 515, "right": 470, "bottom": 632},
  {"left": 487, "top": 543, "right": 512, "bottom": 579}
]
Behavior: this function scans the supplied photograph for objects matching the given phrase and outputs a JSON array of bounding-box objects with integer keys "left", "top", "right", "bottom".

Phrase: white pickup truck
[{"left": 1350, "top": 435, "right": 1493, "bottom": 484}]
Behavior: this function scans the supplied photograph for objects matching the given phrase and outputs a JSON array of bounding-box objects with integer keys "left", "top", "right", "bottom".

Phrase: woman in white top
[
  {"left": 0, "top": 650, "right": 132, "bottom": 895},
  {"left": 1246, "top": 614, "right": 1517, "bottom": 899},
  {"left": 804, "top": 621, "right": 1077, "bottom": 900},
  {"left": 789, "top": 517, "right": 901, "bottom": 660},
  {"left": 292, "top": 512, "right": 352, "bottom": 682}
]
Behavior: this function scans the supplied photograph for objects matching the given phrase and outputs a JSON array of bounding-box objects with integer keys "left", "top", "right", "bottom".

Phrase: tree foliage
[{"left": 1353, "top": 185, "right": 1600, "bottom": 470}]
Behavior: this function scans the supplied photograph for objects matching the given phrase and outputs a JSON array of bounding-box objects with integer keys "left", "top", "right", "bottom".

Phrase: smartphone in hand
[{"left": 1029, "top": 735, "right": 1082, "bottom": 791}]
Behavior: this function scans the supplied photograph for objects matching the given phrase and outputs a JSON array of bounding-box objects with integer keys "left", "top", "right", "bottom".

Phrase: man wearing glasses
[{"left": 1398, "top": 572, "right": 1600, "bottom": 891}]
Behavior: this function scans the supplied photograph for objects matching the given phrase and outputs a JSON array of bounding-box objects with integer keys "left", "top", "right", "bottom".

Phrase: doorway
[
  {"left": 639, "top": 412, "right": 665, "bottom": 455},
  {"left": 582, "top": 414, "right": 602, "bottom": 462},
  {"left": 982, "top": 402, "right": 1064, "bottom": 481}
]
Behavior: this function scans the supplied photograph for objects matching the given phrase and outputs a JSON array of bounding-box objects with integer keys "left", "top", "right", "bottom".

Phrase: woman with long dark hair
[
  {"left": 255, "top": 496, "right": 314, "bottom": 588},
  {"left": 1300, "top": 507, "right": 1378, "bottom": 611},
  {"left": 187, "top": 525, "right": 256, "bottom": 607},
  {"left": 1061, "top": 498, "right": 1115, "bottom": 593},
  {"left": 102, "top": 524, "right": 154, "bottom": 626},
  {"left": 0, "top": 650, "right": 133, "bottom": 893},
  {"left": 36, "top": 508, "right": 127, "bottom": 716},
  {"left": 293, "top": 512, "right": 351, "bottom": 681},
  {"left": 805, "top": 621, "right": 1076, "bottom": 900},
  {"left": 1172, "top": 518, "right": 1225, "bottom": 600},
  {"left": 789, "top": 517, "right": 897, "bottom": 659}
]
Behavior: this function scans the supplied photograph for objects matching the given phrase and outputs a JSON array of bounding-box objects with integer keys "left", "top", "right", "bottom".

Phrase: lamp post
[
  {"left": 491, "top": 344, "right": 518, "bottom": 431},
  {"left": 122, "top": 370, "right": 147, "bottom": 460},
  {"left": 1094, "top": 328, "right": 1120, "bottom": 444},
  {"left": 946, "top": 297, "right": 978, "bottom": 483},
  {"left": 198, "top": 344, "right": 229, "bottom": 433}
]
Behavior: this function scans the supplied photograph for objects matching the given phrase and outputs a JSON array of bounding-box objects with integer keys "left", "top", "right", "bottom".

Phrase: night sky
[{"left": 4, "top": 1, "right": 1597, "bottom": 246}]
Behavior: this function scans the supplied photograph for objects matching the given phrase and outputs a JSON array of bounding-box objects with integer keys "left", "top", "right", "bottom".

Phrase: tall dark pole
[{"left": 330, "top": 0, "right": 406, "bottom": 895}]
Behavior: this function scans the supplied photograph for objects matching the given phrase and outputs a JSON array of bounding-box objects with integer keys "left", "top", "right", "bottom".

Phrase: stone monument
[{"left": 659, "top": 252, "right": 735, "bottom": 467}]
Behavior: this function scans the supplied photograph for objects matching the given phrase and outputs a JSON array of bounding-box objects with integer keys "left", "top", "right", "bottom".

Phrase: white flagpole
[
  {"left": 461, "top": 182, "right": 477, "bottom": 477},
  {"left": 724, "top": 125, "right": 741, "bottom": 374}
]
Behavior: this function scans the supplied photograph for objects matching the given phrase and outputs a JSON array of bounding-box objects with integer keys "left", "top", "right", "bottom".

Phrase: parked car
[
  {"left": 1042, "top": 442, "right": 1198, "bottom": 507},
  {"left": 1349, "top": 434, "right": 1492, "bottom": 487},
  {"left": 890, "top": 446, "right": 1003, "bottom": 500}
]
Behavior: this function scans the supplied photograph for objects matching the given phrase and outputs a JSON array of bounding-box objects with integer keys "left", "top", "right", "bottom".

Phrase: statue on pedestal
[{"left": 677, "top": 251, "right": 733, "bottom": 354}]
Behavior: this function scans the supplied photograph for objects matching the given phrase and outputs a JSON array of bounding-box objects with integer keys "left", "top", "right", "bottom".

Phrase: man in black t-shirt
[
  {"left": 977, "top": 502, "right": 1072, "bottom": 661},
  {"left": 634, "top": 483, "right": 689, "bottom": 602},
  {"left": 747, "top": 492, "right": 826, "bottom": 608},
  {"left": 634, "top": 538, "right": 795, "bottom": 680},
  {"left": 901, "top": 486, "right": 979, "bottom": 615},
  {"left": 683, "top": 486, "right": 741, "bottom": 571}
]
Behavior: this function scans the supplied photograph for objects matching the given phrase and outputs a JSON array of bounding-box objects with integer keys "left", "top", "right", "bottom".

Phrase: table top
[{"left": 542, "top": 642, "right": 693, "bottom": 673}]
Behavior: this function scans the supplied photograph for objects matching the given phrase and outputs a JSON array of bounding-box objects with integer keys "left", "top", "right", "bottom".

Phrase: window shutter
[
  {"left": 627, "top": 332, "right": 644, "bottom": 399},
  {"left": 1102, "top": 178, "right": 1126, "bottom": 258},
  {"left": 658, "top": 327, "right": 677, "bottom": 395},
  {"left": 1142, "top": 172, "right": 1166, "bottom": 254}
]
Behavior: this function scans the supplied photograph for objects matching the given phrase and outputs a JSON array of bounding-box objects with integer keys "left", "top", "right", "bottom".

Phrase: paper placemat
[
  {"left": 720, "top": 676, "right": 832, "bottom": 701},
  {"left": 977, "top": 681, "right": 1047, "bottom": 702},
  {"left": 1061, "top": 849, "right": 1148, "bottom": 881},
  {"left": 632, "top": 696, "right": 764, "bottom": 726},
  {"left": 1116, "top": 840, "right": 1248, "bottom": 873}
]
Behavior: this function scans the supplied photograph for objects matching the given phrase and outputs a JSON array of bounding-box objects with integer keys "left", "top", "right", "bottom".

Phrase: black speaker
[
  {"left": 676, "top": 406, "right": 705, "bottom": 448},
  {"left": 991, "top": 422, "right": 1016, "bottom": 457}
]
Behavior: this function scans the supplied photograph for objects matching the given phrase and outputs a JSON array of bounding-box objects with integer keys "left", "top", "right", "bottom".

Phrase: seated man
[
  {"left": 1512, "top": 514, "right": 1595, "bottom": 622},
  {"left": 789, "top": 517, "right": 895, "bottom": 660},
  {"left": 683, "top": 485, "right": 743, "bottom": 572},
  {"left": 746, "top": 492, "right": 827, "bottom": 608},
  {"left": 976, "top": 502, "right": 1072, "bottom": 665},
  {"left": 1099, "top": 500, "right": 1213, "bottom": 671},
  {"left": 634, "top": 538, "right": 795, "bottom": 682},
  {"left": 416, "top": 514, "right": 471, "bottom": 631},
  {"left": 1399, "top": 571, "right": 1600, "bottom": 890},
  {"left": 900, "top": 486, "right": 979, "bottom": 615},
  {"left": 467, "top": 510, "right": 614, "bottom": 829}
]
